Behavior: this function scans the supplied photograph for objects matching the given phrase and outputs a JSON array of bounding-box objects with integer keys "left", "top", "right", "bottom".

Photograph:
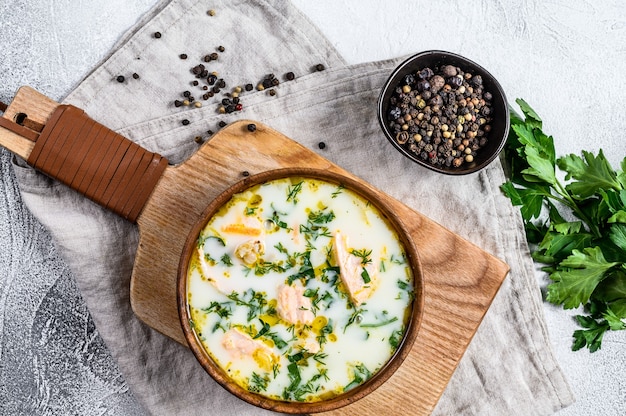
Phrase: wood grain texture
[
  {"left": 0, "top": 87, "right": 509, "bottom": 416},
  {"left": 0, "top": 86, "right": 56, "bottom": 159},
  {"left": 134, "top": 121, "right": 509, "bottom": 415}
]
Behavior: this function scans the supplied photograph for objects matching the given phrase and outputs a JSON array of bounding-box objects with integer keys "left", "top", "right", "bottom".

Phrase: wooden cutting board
[{"left": 1, "top": 86, "right": 509, "bottom": 416}]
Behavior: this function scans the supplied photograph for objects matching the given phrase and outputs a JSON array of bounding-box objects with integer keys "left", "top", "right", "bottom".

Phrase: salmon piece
[
  {"left": 221, "top": 328, "right": 276, "bottom": 372},
  {"left": 222, "top": 216, "right": 264, "bottom": 236},
  {"left": 276, "top": 284, "right": 315, "bottom": 325},
  {"left": 332, "top": 231, "right": 377, "bottom": 306}
]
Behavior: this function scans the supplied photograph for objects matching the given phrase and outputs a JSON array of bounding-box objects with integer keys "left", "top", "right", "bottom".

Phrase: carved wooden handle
[{"left": 0, "top": 88, "right": 167, "bottom": 222}]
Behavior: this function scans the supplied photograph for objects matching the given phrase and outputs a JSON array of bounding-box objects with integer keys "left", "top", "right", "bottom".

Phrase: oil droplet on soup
[{"left": 187, "top": 176, "right": 414, "bottom": 402}]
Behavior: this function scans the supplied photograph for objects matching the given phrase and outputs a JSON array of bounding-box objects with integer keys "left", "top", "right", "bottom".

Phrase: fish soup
[{"left": 186, "top": 175, "right": 415, "bottom": 403}]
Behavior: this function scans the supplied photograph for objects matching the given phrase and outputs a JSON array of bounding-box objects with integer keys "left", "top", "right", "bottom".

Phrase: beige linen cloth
[{"left": 11, "top": 0, "right": 574, "bottom": 414}]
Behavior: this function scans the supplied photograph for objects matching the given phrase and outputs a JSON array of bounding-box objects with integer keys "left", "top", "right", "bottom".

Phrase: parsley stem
[{"left": 552, "top": 180, "right": 601, "bottom": 238}]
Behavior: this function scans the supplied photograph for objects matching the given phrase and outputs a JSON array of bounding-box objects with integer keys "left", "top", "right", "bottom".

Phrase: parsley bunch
[{"left": 501, "top": 99, "right": 626, "bottom": 352}]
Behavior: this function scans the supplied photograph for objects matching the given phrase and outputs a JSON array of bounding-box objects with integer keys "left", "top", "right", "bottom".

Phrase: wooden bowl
[
  {"left": 177, "top": 167, "right": 424, "bottom": 414},
  {"left": 377, "top": 50, "right": 509, "bottom": 175}
]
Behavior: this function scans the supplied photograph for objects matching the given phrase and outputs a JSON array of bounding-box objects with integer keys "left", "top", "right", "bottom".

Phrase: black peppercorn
[
  {"left": 318, "top": 142, "right": 326, "bottom": 149},
  {"left": 386, "top": 63, "right": 494, "bottom": 170},
  {"left": 245, "top": 83, "right": 253, "bottom": 91},
  {"left": 285, "top": 72, "right": 295, "bottom": 81},
  {"left": 174, "top": 100, "right": 183, "bottom": 107},
  {"left": 182, "top": 119, "right": 190, "bottom": 126},
  {"left": 416, "top": 80, "right": 430, "bottom": 92},
  {"left": 470, "top": 75, "right": 483, "bottom": 87},
  {"left": 418, "top": 67, "right": 434, "bottom": 80},
  {"left": 242, "top": 171, "right": 250, "bottom": 177},
  {"left": 116, "top": 75, "right": 125, "bottom": 83},
  {"left": 448, "top": 76, "right": 462, "bottom": 88},
  {"left": 132, "top": 73, "right": 139, "bottom": 79},
  {"left": 218, "top": 120, "right": 227, "bottom": 128},
  {"left": 315, "top": 63, "right": 325, "bottom": 71},
  {"left": 154, "top": 32, "right": 162, "bottom": 38},
  {"left": 247, "top": 123, "right": 257, "bottom": 132},
  {"left": 218, "top": 45, "right": 225, "bottom": 52},
  {"left": 180, "top": 53, "right": 188, "bottom": 59}
]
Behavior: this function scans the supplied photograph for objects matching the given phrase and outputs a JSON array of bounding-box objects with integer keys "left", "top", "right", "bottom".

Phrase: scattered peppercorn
[
  {"left": 180, "top": 53, "right": 188, "bottom": 59},
  {"left": 242, "top": 171, "right": 250, "bottom": 177},
  {"left": 218, "top": 120, "right": 227, "bottom": 128},
  {"left": 174, "top": 100, "right": 183, "bottom": 107},
  {"left": 245, "top": 84, "right": 253, "bottom": 91},
  {"left": 154, "top": 32, "right": 162, "bottom": 38},
  {"left": 315, "top": 63, "right": 325, "bottom": 71},
  {"left": 194, "top": 136, "right": 203, "bottom": 143},
  {"left": 218, "top": 45, "right": 225, "bottom": 52},
  {"left": 268, "top": 89, "right": 276, "bottom": 96},
  {"left": 116, "top": 75, "right": 125, "bottom": 83},
  {"left": 285, "top": 71, "right": 295, "bottom": 81},
  {"left": 247, "top": 123, "right": 257, "bottom": 132},
  {"left": 182, "top": 119, "right": 190, "bottom": 126},
  {"left": 318, "top": 142, "right": 326, "bottom": 150},
  {"left": 132, "top": 73, "right": 140, "bottom": 79}
]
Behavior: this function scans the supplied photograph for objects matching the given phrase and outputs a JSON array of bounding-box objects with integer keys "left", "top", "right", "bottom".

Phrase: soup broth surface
[{"left": 187, "top": 176, "right": 414, "bottom": 402}]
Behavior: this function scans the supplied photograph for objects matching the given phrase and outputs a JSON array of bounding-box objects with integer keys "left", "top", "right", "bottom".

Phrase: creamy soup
[{"left": 186, "top": 176, "right": 414, "bottom": 402}]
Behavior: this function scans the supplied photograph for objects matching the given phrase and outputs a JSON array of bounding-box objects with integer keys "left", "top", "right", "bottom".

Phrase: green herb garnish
[
  {"left": 249, "top": 372, "right": 269, "bottom": 393},
  {"left": 308, "top": 208, "right": 336, "bottom": 224},
  {"left": 389, "top": 329, "right": 403, "bottom": 349},
  {"left": 202, "top": 301, "right": 233, "bottom": 319},
  {"left": 350, "top": 248, "right": 373, "bottom": 265},
  {"left": 227, "top": 289, "right": 268, "bottom": 322},
  {"left": 287, "top": 251, "right": 315, "bottom": 285},
  {"left": 361, "top": 268, "right": 371, "bottom": 284},
  {"left": 360, "top": 316, "right": 398, "bottom": 328},
  {"left": 344, "top": 363, "right": 371, "bottom": 391},
  {"left": 331, "top": 184, "right": 345, "bottom": 198},
  {"left": 287, "top": 181, "right": 304, "bottom": 204},
  {"left": 220, "top": 253, "right": 233, "bottom": 266},
  {"left": 501, "top": 98, "right": 626, "bottom": 352}
]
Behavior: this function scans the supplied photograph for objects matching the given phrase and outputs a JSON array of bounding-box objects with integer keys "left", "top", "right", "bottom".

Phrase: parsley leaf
[
  {"left": 502, "top": 99, "right": 626, "bottom": 352},
  {"left": 546, "top": 247, "right": 620, "bottom": 309}
]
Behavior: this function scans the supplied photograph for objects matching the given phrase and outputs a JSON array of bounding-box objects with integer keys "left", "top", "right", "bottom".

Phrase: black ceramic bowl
[{"left": 377, "top": 50, "right": 509, "bottom": 175}]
